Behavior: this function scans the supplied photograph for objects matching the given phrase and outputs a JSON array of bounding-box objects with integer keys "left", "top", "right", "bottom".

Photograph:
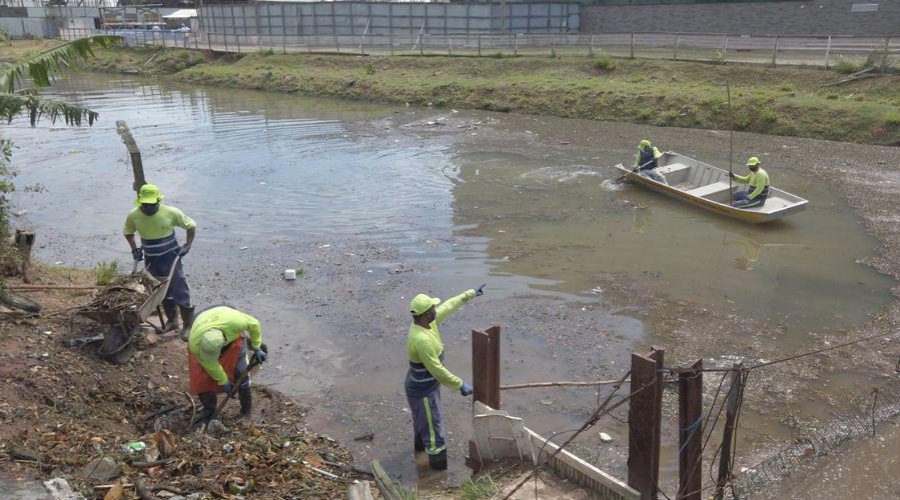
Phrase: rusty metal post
[
  {"left": 471, "top": 325, "right": 501, "bottom": 409},
  {"left": 115, "top": 120, "right": 146, "bottom": 195},
  {"left": 628, "top": 351, "right": 662, "bottom": 500},
  {"left": 678, "top": 359, "right": 703, "bottom": 500},
  {"left": 649, "top": 347, "right": 664, "bottom": 495},
  {"left": 714, "top": 364, "right": 744, "bottom": 500}
]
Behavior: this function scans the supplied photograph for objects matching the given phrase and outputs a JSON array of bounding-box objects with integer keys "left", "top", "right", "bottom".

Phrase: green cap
[
  {"left": 746, "top": 157, "right": 761, "bottom": 166},
  {"left": 198, "top": 328, "right": 226, "bottom": 355},
  {"left": 639, "top": 140, "right": 651, "bottom": 150},
  {"left": 410, "top": 294, "right": 440, "bottom": 316},
  {"left": 135, "top": 184, "right": 164, "bottom": 206}
]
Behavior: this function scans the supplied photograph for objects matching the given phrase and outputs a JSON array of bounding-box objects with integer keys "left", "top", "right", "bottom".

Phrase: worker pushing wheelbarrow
[{"left": 74, "top": 256, "right": 182, "bottom": 364}]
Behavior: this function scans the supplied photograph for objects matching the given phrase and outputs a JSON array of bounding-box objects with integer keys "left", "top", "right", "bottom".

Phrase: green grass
[
  {"left": 833, "top": 58, "right": 861, "bottom": 75},
  {"left": 459, "top": 474, "right": 500, "bottom": 500},
  {"left": 23, "top": 45, "right": 900, "bottom": 145},
  {"left": 93, "top": 260, "right": 118, "bottom": 286}
]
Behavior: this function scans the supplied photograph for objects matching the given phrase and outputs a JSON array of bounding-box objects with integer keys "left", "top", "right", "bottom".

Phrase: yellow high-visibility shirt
[{"left": 123, "top": 204, "right": 195, "bottom": 240}]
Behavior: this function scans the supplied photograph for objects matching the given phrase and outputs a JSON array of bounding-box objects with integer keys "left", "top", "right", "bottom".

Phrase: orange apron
[{"left": 188, "top": 338, "right": 244, "bottom": 394}]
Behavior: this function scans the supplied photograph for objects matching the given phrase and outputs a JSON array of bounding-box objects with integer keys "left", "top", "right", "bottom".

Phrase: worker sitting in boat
[
  {"left": 632, "top": 140, "right": 668, "bottom": 185},
  {"left": 729, "top": 157, "right": 770, "bottom": 208}
]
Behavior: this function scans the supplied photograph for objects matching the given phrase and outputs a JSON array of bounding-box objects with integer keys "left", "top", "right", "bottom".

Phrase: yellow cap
[
  {"left": 134, "top": 184, "right": 164, "bottom": 206},
  {"left": 198, "top": 328, "right": 225, "bottom": 355},
  {"left": 410, "top": 294, "right": 440, "bottom": 316},
  {"left": 746, "top": 157, "right": 761, "bottom": 167},
  {"left": 639, "top": 140, "right": 651, "bottom": 150}
]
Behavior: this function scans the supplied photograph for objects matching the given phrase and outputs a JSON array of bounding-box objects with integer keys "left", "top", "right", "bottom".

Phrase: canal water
[{"left": 5, "top": 74, "right": 895, "bottom": 489}]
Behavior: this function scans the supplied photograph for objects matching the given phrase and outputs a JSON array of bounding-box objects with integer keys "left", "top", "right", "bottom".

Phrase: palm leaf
[
  {"left": 0, "top": 35, "right": 121, "bottom": 93},
  {"left": 0, "top": 92, "right": 98, "bottom": 126}
]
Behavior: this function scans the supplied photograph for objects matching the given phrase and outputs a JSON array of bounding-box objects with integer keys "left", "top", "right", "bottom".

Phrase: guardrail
[{"left": 61, "top": 28, "right": 898, "bottom": 69}]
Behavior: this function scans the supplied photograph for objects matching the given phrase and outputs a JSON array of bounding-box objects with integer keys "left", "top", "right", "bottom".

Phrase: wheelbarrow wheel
[
  {"left": 99, "top": 323, "right": 139, "bottom": 364},
  {"left": 0, "top": 285, "right": 42, "bottom": 313}
]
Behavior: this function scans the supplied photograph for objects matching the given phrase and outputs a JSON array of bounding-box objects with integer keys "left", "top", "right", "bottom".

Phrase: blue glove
[
  {"left": 253, "top": 348, "right": 267, "bottom": 364},
  {"left": 131, "top": 247, "right": 143, "bottom": 262},
  {"left": 475, "top": 284, "right": 486, "bottom": 297},
  {"left": 178, "top": 244, "right": 191, "bottom": 257},
  {"left": 460, "top": 383, "right": 473, "bottom": 396},
  {"left": 222, "top": 381, "right": 234, "bottom": 395}
]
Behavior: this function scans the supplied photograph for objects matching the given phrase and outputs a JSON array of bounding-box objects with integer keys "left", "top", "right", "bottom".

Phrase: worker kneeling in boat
[
  {"left": 633, "top": 140, "right": 668, "bottom": 185},
  {"left": 188, "top": 306, "right": 267, "bottom": 424},
  {"left": 729, "top": 157, "right": 770, "bottom": 209}
]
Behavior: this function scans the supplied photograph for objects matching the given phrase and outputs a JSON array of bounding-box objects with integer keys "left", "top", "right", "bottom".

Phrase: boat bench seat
[
  {"left": 685, "top": 181, "right": 732, "bottom": 198},
  {"left": 655, "top": 163, "right": 691, "bottom": 176}
]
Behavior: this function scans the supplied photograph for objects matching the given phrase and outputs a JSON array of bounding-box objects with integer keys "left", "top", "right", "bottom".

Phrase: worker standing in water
[
  {"left": 405, "top": 285, "right": 485, "bottom": 470},
  {"left": 124, "top": 184, "right": 196, "bottom": 339}
]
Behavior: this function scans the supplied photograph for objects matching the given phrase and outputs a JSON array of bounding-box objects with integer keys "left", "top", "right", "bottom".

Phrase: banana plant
[{"left": 0, "top": 35, "right": 121, "bottom": 126}]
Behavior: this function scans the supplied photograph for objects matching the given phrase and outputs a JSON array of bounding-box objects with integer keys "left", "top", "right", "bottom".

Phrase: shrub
[
  {"left": 460, "top": 474, "right": 499, "bottom": 500},
  {"left": 886, "top": 111, "right": 900, "bottom": 127},
  {"left": 833, "top": 58, "right": 860, "bottom": 74},
  {"left": 636, "top": 108, "right": 652, "bottom": 120},
  {"left": 260, "top": 48, "right": 275, "bottom": 56},
  {"left": 364, "top": 61, "right": 376, "bottom": 75},
  {"left": 593, "top": 56, "right": 616, "bottom": 72},
  {"left": 779, "top": 83, "right": 793, "bottom": 92},
  {"left": 758, "top": 108, "right": 778, "bottom": 123},
  {"left": 94, "top": 261, "right": 118, "bottom": 286}
]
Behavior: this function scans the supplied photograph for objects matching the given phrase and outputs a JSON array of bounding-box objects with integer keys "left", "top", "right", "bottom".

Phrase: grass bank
[{"left": 6, "top": 42, "right": 900, "bottom": 145}]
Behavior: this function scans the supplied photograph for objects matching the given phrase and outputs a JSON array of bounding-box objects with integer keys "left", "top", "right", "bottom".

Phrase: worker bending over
[
  {"left": 405, "top": 285, "right": 485, "bottom": 470},
  {"left": 124, "top": 184, "right": 196, "bottom": 339},
  {"left": 729, "top": 157, "right": 770, "bottom": 208},
  {"left": 188, "top": 306, "right": 267, "bottom": 424}
]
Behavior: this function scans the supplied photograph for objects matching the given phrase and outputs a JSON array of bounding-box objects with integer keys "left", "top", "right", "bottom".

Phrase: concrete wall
[
  {"left": 581, "top": 0, "right": 900, "bottom": 36},
  {"left": 199, "top": 1, "right": 580, "bottom": 36}
]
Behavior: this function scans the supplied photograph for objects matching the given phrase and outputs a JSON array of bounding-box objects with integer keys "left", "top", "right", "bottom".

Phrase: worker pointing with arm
[
  {"left": 188, "top": 306, "right": 267, "bottom": 424},
  {"left": 405, "top": 285, "right": 485, "bottom": 471},
  {"left": 124, "top": 184, "right": 196, "bottom": 339}
]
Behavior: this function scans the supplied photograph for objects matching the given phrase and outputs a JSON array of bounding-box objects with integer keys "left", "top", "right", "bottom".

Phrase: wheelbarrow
[{"left": 74, "top": 256, "right": 180, "bottom": 364}]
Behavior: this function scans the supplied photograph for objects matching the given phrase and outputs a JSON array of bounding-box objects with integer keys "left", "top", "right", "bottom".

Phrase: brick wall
[{"left": 581, "top": 0, "right": 900, "bottom": 36}]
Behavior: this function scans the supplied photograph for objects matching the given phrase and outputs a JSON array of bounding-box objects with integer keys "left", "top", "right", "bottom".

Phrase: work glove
[
  {"left": 178, "top": 244, "right": 191, "bottom": 257},
  {"left": 222, "top": 381, "right": 234, "bottom": 396},
  {"left": 460, "top": 382, "right": 473, "bottom": 396},
  {"left": 253, "top": 348, "right": 267, "bottom": 364},
  {"left": 131, "top": 247, "right": 143, "bottom": 262},
  {"left": 475, "top": 284, "right": 486, "bottom": 297},
  {"left": 632, "top": 167, "right": 640, "bottom": 172},
  {"left": 728, "top": 172, "right": 735, "bottom": 179}
]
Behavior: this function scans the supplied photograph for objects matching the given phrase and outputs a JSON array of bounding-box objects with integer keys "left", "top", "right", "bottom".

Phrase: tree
[
  {"left": 0, "top": 35, "right": 121, "bottom": 126},
  {"left": 1, "top": 35, "right": 121, "bottom": 266}
]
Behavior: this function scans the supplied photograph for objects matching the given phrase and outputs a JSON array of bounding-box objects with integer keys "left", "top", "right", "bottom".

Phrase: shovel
[{"left": 208, "top": 343, "right": 268, "bottom": 422}]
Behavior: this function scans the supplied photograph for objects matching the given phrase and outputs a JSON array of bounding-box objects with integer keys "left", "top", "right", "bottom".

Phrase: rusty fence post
[
  {"left": 714, "top": 364, "right": 744, "bottom": 500},
  {"left": 678, "top": 359, "right": 703, "bottom": 500},
  {"left": 628, "top": 349, "right": 663, "bottom": 500},
  {"left": 471, "top": 324, "right": 501, "bottom": 409}
]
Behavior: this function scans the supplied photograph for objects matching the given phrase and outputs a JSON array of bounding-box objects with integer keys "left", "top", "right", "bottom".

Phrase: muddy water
[{"left": 6, "top": 74, "right": 896, "bottom": 490}]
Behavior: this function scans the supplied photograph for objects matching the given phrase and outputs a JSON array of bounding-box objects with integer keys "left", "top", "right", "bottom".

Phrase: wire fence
[
  {"left": 730, "top": 377, "right": 900, "bottom": 497},
  {"left": 60, "top": 27, "right": 900, "bottom": 69}
]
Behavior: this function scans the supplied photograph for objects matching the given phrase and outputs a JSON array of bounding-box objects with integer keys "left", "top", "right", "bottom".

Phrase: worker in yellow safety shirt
[
  {"left": 405, "top": 285, "right": 485, "bottom": 470},
  {"left": 633, "top": 139, "right": 668, "bottom": 185},
  {"left": 187, "top": 305, "right": 267, "bottom": 424},
  {"left": 124, "top": 184, "right": 196, "bottom": 339},
  {"left": 729, "top": 157, "right": 770, "bottom": 208}
]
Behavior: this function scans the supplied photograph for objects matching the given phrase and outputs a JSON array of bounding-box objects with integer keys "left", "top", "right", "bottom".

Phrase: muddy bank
[
  {"left": 39, "top": 44, "right": 900, "bottom": 146},
  {"left": 0, "top": 267, "right": 360, "bottom": 498}
]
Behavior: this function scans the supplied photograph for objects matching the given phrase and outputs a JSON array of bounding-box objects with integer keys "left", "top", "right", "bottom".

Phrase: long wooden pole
[
  {"left": 726, "top": 81, "right": 734, "bottom": 205},
  {"left": 500, "top": 378, "right": 629, "bottom": 390}
]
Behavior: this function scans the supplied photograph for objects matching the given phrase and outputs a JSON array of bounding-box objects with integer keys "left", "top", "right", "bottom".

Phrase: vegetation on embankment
[{"left": 5, "top": 42, "right": 900, "bottom": 145}]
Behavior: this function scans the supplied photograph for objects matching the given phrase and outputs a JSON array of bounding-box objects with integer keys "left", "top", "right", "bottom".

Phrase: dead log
[{"left": 370, "top": 460, "right": 402, "bottom": 500}]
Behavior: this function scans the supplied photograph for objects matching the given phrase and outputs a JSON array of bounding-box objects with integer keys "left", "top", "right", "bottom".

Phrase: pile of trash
[{"left": 84, "top": 276, "right": 151, "bottom": 312}]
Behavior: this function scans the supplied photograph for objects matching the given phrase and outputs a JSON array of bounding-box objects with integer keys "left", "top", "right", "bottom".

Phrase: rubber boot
[
  {"left": 238, "top": 387, "right": 252, "bottom": 420},
  {"left": 194, "top": 392, "right": 217, "bottom": 425},
  {"left": 414, "top": 434, "right": 425, "bottom": 453},
  {"left": 162, "top": 301, "right": 179, "bottom": 332},
  {"left": 428, "top": 450, "right": 447, "bottom": 471},
  {"left": 179, "top": 306, "right": 195, "bottom": 342}
]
